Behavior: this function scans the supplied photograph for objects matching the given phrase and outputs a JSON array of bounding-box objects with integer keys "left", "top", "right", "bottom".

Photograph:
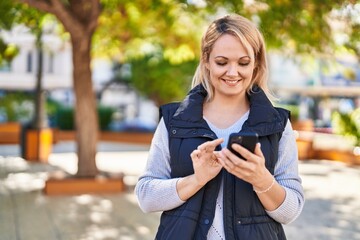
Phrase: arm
[
  {"left": 135, "top": 118, "right": 224, "bottom": 212},
  {"left": 177, "top": 138, "right": 224, "bottom": 201},
  {"left": 265, "top": 119, "right": 305, "bottom": 224},
  {"left": 135, "top": 118, "right": 185, "bottom": 213},
  {"left": 219, "top": 143, "right": 287, "bottom": 212},
  {"left": 216, "top": 120, "right": 304, "bottom": 224}
]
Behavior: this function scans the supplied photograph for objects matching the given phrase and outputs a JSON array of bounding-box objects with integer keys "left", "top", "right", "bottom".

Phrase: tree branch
[
  {"left": 20, "top": 0, "right": 53, "bottom": 13},
  {"left": 49, "top": 0, "right": 84, "bottom": 35},
  {"left": 88, "top": 0, "right": 101, "bottom": 34},
  {"left": 20, "top": 0, "right": 100, "bottom": 44}
]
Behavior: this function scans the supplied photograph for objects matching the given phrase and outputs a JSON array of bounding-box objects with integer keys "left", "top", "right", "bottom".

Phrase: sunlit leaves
[
  {"left": 332, "top": 108, "right": 360, "bottom": 146},
  {"left": 3, "top": 43, "right": 20, "bottom": 62},
  {"left": 331, "top": 3, "right": 360, "bottom": 58},
  {"left": 93, "top": 0, "right": 205, "bottom": 61},
  {"left": 164, "top": 44, "right": 195, "bottom": 64},
  {"left": 0, "top": 0, "right": 52, "bottom": 62},
  {"left": 130, "top": 54, "right": 197, "bottom": 105},
  {"left": 2, "top": 0, "right": 358, "bottom": 106},
  {"left": 93, "top": 0, "right": 208, "bottom": 105}
]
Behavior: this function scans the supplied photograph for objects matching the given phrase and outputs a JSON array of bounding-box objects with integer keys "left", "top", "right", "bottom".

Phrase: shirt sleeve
[
  {"left": 265, "top": 119, "right": 305, "bottom": 224},
  {"left": 134, "top": 118, "right": 186, "bottom": 213}
]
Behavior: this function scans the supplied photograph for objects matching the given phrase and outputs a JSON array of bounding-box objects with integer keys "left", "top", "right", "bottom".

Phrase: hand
[
  {"left": 190, "top": 138, "right": 224, "bottom": 186},
  {"left": 215, "top": 143, "right": 272, "bottom": 189}
]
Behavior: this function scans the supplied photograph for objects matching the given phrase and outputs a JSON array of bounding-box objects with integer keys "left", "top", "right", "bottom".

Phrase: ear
[
  {"left": 252, "top": 65, "right": 258, "bottom": 77},
  {"left": 205, "top": 62, "right": 210, "bottom": 70},
  {"left": 253, "top": 60, "right": 259, "bottom": 72}
]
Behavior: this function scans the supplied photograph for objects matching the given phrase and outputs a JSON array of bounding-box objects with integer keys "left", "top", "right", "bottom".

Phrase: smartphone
[{"left": 227, "top": 132, "right": 259, "bottom": 160}]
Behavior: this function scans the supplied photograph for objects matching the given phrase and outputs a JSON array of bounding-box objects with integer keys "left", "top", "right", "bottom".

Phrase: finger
[
  {"left": 215, "top": 151, "right": 227, "bottom": 168},
  {"left": 190, "top": 149, "right": 201, "bottom": 159},
  {"left": 198, "top": 138, "right": 224, "bottom": 151},
  {"left": 218, "top": 150, "right": 251, "bottom": 180},
  {"left": 213, "top": 151, "right": 220, "bottom": 157},
  {"left": 211, "top": 138, "right": 224, "bottom": 146},
  {"left": 223, "top": 148, "right": 249, "bottom": 168},
  {"left": 210, "top": 154, "right": 220, "bottom": 165},
  {"left": 213, "top": 151, "right": 222, "bottom": 163},
  {"left": 220, "top": 149, "right": 240, "bottom": 170},
  {"left": 231, "top": 144, "right": 253, "bottom": 161},
  {"left": 254, "top": 143, "right": 263, "bottom": 158}
]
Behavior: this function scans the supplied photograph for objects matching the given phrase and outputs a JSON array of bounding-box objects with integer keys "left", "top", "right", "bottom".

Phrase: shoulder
[
  {"left": 159, "top": 102, "right": 181, "bottom": 128},
  {"left": 274, "top": 107, "right": 290, "bottom": 119},
  {"left": 160, "top": 102, "right": 180, "bottom": 113},
  {"left": 274, "top": 107, "right": 290, "bottom": 128}
]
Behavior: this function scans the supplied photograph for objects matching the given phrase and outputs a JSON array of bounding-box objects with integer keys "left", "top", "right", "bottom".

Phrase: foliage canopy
[{"left": 1, "top": 0, "right": 358, "bottom": 104}]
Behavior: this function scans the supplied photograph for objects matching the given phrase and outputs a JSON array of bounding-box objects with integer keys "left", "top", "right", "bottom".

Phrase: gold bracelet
[{"left": 253, "top": 178, "right": 275, "bottom": 194}]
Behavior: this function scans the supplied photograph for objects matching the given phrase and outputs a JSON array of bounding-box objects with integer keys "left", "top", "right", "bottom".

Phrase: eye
[
  {"left": 215, "top": 61, "right": 227, "bottom": 66},
  {"left": 238, "top": 61, "right": 250, "bottom": 66},
  {"left": 238, "top": 56, "right": 251, "bottom": 66}
]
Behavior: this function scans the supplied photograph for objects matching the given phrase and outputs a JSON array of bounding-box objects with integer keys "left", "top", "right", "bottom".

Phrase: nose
[{"left": 226, "top": 64, "right": 238, "bottom": 76}]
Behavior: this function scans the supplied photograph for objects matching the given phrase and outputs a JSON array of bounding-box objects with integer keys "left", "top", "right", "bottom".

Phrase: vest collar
[
  {"left": 172, "top": 84, "right": 285, "bottom": 136},
  {"left": 243, "top": 85, "right": 286, "bottom": 136},
  {"left": 173, "top": 84, "right": 207, "bottom": 123}
]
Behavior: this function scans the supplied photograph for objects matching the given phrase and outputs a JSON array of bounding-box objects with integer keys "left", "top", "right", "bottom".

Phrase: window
[
  {"left": 48, "top": 52, "right": 54, "bottom": 73},
  {"left": 27, "top": 51, "right": 32, "bottom": 72}
]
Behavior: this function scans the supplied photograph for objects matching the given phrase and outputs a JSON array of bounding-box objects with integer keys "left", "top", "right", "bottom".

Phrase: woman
[{"left": 135, "top": 14, "right": 304, "bottom": 240}]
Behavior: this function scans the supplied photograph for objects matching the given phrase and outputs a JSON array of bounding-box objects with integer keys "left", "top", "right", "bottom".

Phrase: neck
[
  {"left": 203, "top": 93, "right": 250, "bottom": 129},
  {"left": 208, "top": 93, "right": 249, "bottom": 113}
]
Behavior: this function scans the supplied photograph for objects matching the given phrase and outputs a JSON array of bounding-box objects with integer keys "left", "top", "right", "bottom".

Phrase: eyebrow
[{"left": 214, "top": 56, "right": 251, "bottom": 60}]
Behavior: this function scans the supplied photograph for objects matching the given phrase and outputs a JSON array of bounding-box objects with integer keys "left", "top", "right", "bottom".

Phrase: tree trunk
[
  {"left": 21, "top": 0, "right": 101, "bottom": 177},
  {"left": 32, "top": 30, "right": 48, "bottom": 129},
  {"left": 72, "top": 35, "right": 99, "bottom": 178}
]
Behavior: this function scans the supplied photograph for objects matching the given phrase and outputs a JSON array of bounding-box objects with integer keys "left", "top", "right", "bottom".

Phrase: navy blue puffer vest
[{"left": 156, "top": 84, "right": 289, "bottom": 240}]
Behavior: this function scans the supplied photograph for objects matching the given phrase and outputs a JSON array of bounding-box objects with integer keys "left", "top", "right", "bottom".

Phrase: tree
[
  {"left": 0, "top": 2, "right": 50, "bottom": 136},
  {"left": 18, "top": 0, "right": 101, "bottom": 178},
  {"left": 15, "top": 5, "right": 50, "bottom": 130},
  {"left": 129, "top": 55, "right": 198, "bottom": 106},
  {"left": 330, "top": 2, "right": 360, "bottom": 60},
  {"left": 0, "top": 1, "right": 20, "bottom": 65},
  {"left": 203, "top": 0, "right": 355, "bottom": 55},
  {"left": 93, "top": 0, "right": 208, "bottom": 105},
  {"left": 95, "top": 0, "right": 359, "bottom": 105}
]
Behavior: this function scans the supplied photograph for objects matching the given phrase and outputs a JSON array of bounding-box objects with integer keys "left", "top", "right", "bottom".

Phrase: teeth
[{"left": 225, "top": 80, "right": 238, "bottom": 83}]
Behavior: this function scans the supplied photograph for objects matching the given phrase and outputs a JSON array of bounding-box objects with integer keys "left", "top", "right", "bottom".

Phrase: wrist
[
  {"left": 252, "top": 171, "right": 274, "bottom": 193},
  {"left": 192, "top": 174, "right": 207, "bottom": 188},
  {"left": 176, "top": 174, "right": 205, "bottom": 201},
  {"left": 253, "top": 177, "right": 275, "bottom": 194}
]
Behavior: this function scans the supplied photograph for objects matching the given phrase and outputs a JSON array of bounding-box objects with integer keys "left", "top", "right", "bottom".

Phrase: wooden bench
[
  {"left": 0, "top": 122, "right": 153, "bottom": 145},
  {"left": 0, "top": 122, "right": 21, "bottom": 144}
]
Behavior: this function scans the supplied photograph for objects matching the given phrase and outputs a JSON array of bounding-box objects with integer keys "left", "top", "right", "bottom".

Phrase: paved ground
[{"left": 0, "top": 141, "right": 360, "bottom": 240}]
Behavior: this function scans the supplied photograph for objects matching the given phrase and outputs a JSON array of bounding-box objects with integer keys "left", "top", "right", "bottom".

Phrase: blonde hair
[{"left": 192, "top": 14, "right": 271, "bottom": 101}]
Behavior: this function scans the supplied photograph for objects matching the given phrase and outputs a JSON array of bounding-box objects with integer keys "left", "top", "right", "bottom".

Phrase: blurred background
[{"left": 0, "top": 0, "right": 359, "bottom": 239}]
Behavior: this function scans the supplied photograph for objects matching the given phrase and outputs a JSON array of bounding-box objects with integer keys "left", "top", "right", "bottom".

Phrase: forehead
[{"left": 211, "top": 33, "right": 254, "bottom": 58}]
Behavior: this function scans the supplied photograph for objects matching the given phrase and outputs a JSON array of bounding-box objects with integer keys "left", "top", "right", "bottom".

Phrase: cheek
[
  {"left": 242, "top": 65, "right": 255, "bottom": 78},
  {"left": 243, "top": 68, "right": 254, "bottom": 78},
  {"left": 209, "top": 64, "right": 225, "bottom": 78}
]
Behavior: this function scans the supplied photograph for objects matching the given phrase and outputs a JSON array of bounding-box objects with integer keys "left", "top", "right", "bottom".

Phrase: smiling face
[{"left": 206, "top": 33, "right": 255, "bottom": 100}]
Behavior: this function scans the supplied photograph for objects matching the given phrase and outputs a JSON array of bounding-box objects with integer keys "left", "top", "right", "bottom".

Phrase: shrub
[
  {"left": 55, "top": 106, "right": 74, "bottom": 130},
  {"left": 332, "top": 108, "right": 360, "bottom": 146},
  {"left": 55, "top": 105, "right": 115, "bottom": 130},
  {"left": 0, "top": 92, "right": 33, "bottom": 122},
  {"left": 98, "top": 106, "right": 115, "bottom": 130}
]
